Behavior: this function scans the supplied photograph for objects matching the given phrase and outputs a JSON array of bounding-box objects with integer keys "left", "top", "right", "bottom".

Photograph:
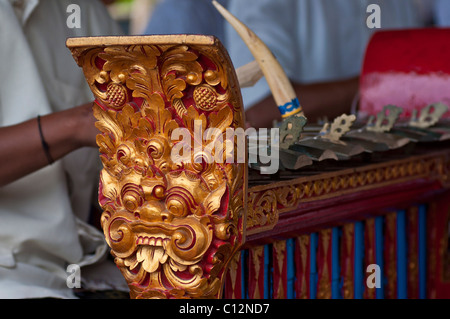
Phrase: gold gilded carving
[
  {"left": 273, "top": 240, "right": 286, "bottom": 299},
  {"left": 365, "top": 218, "right": 376, "bottom": 299},
  {"left": 68, "top": 36, "right": 246, "bottom": 299},
  {"left": 385, "top": 213, "right": 397, "bottom": 299},
  {"left": 317, "top": 229, "right": 332, "bottom": 299},
  {"left": 250, "top": 246, "right": 264, "bottom": 299},
  {"left": 227, "top": 252, "right": 241, "bottom": 299},
  {"left": 297, "top": 235, "right": 310, "bottom": 299},
  {"left": 342, "top": 224, "right": 354, "bottom": 299},
  {"left": 247, "top": 152, "right": 450, "bottom": 235}
]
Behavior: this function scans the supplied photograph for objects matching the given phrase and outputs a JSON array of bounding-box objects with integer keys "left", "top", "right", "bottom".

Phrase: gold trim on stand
[{"left": 247, "top": 151, "right": 450, "bottom": 235}]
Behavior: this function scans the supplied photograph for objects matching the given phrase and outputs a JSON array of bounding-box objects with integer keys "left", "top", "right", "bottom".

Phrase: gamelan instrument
[{"left": 66, "top": 5, "right": 450, "bottom": 299}]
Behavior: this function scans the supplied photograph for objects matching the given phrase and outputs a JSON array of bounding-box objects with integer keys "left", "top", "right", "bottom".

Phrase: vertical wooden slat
[
  {"left": 427, "top": 192, "right": 450, "bottom": 299},
  {"left": 295, "top": 235, "right": 310, "bottom": 299},
  {"left": 310, "top": 233, "right": 319, "bottom": 299},
  {"left": 241, "top": 250, "right": 249, "bottom": 299},
  {"left": 397, "top": 210, "right": 408, "bottom": 299},
  {"left": 354, "top": 221, "right": 365, "bottom": 299},
  {"left": 384, "top": 212, "right": 397, "bottom": 299},
  {"left": 407, "top": 206, "right": 419, "bottom": 299},
  {"left": 286, "top": 238, "right": 296, "bottom": 299},
  {"left": 364, "top": 218, "right": 376, "bottom": 299},
  {"left": 427, "top": 200, "right": 438, "bottom": 299},
  {"left": 248, "top": 246, "right": 265, "bottom": 299},
  {"left": 375, "top": 216, "right": 385, "bottom": 299},
  {"left": 224, "top": 251, "right": 243, "bottom": 299},
  {"left": 264, "top": 245, "right": 271, "bottom": 299},
  {"left": 331, "top": 227, "right": 341, "bottom": 299},
  {"left": 317, "top": 229, "right": 332, "bottom": 299},
  {"left": 418, "top": 205, "right": 427, "bottom": 299},
  {"left": 341, "top": 224, "right": 355, "bottom": 299},
  {"left": 272, "top": 240, "right": 287, "bottom": 299}
]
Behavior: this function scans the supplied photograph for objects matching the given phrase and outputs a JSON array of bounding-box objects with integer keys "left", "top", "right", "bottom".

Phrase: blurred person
[
  {"left": 434, "top": 0, "right": 450, "bottom": 26},
  {"left": 144, "top": 0, "right": 228, "bottom": 42},
  {"left": 225, "top": 0, "right": 427, "bottom": 128},
  {"left": 0, "top": 0, "right": 125, "bottom": 298}
]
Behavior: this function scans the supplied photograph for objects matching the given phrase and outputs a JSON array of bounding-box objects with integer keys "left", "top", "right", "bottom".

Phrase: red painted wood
[
  {"left": 427, "top": 191, "right": 450, "bottom": 298},
  {"left": 272, "top": 241, "right": 288, "bottom": 299},
  {"left": 294, "top": 235, "right": 310, "bottom": 299},
  {"left": 245, "top": 179, "right": 444, "bottom": 246},
  {"left": 364, "top": 218, "right": 377, "bottom": 299},
  {"left": 384, "top": 213, "right": 397, "bottom": 299},
  {"left": 316, "top": 229, "right": 333, "bottom": 299},
  {"left": 224, "top": 253, "right": 244, "bottom": 299},
  {"left": 248, "top": 246, "right": 265, "bottom": 299},
  {"left": 340, "top": 224, "right": 355, "bottom": 299},
  {"left": 360, "top": 28, "right": 450, "bottom": 119},
  {"left": 407, "top": 206, "right": 420, "bottom": 299}
]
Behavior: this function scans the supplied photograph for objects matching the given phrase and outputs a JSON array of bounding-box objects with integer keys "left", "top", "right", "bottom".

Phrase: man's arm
[
  {"left": 0, "top": 103, "right": 97, "bottom": 187},
  {"left": 245, "top": 76, "right": 359, "bottom": 128}
]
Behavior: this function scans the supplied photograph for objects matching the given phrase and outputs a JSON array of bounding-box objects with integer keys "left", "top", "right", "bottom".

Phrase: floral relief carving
[{"left": 69, "top": 36, "right": 246, "bottom": 299}]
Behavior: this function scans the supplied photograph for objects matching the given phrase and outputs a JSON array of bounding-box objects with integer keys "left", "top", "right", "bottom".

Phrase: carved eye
[
  {"left": 121, "top": 183, "right": 144, "bottom": 212},
  {"left": 147, "top": 138, "right": 166, "bottom": 160},
  {"left": 165, "top": 187, "right": 196, "bottom": 217}
]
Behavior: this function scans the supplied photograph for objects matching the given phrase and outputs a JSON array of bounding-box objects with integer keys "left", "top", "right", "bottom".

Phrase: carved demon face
[
  {"left": 98, "top": 140, "right": 231, "bottom": 298},
  {"left": 69, "top": 38, "right": 246, "bottom": 299}
]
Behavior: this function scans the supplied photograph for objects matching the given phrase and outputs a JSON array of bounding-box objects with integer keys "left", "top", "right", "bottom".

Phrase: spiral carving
[{"left": 68, "top": 35, "right": 246, "bottom": 299}]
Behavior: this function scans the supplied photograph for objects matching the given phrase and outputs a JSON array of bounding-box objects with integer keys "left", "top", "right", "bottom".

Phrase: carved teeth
[{"left": 137, "top": 235, "right": 170, "bottom": 247}]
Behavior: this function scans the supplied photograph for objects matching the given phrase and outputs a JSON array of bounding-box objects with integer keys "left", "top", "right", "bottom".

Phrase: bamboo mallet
[{"left": 212, "top": 0, "right": 304, "bottom": 119}]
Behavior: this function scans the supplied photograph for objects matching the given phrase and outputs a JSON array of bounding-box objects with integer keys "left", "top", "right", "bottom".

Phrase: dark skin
[
  {"left": 245, "top": 76, "right": 359, "bottom": 129},
  {"left": 0, "top": 0, "right": 117, "bottom": 188},
  {"left": 0, "top": 103, "right": 97, "bottom": 187}
]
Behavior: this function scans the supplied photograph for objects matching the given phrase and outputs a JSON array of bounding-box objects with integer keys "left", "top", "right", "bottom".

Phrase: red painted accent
[
  {"left": 360, "top": 28, "right": 450, "bottom": 118},
  {"left": 316, "top": 230, "right": 332, "bottom": 299},
  {"left": 223, "top": 254, "right": 244, "bottom": 299},
  {"left": 364, "top": 219, "right": 377, "bottom": 299},
  {"left": 246, "top": 179, "right": 444, "bottom": 246},
  {"left": 294, "top": 236, "right": 311, "bottom": 299},
  {"left": 340, "top": 224, "right": 355, "bottom": 299},
  {"left": 427, "top": 191, "right": 450, "bottom": 298},
  {"left": 248, "top": 247, "right": 265, "bottom": 299},
  {"left": 407, "top": 206, "right": 420, "bottom": 299},
  {"left": 272, "top": 242, "right": 288, "bottom": 299},
  {"left": 384, "top": 212, "right": 397, "bottom": 299}
]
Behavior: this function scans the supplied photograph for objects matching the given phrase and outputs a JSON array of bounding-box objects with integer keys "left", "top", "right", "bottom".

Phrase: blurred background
[{"left": 105, "top": 0, "right": 158, "bottom": 35}]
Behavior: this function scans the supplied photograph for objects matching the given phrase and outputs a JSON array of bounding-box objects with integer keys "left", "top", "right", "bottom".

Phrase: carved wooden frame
[{"left": 68, "top": 35, "right": 247, "bottom": 299}]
